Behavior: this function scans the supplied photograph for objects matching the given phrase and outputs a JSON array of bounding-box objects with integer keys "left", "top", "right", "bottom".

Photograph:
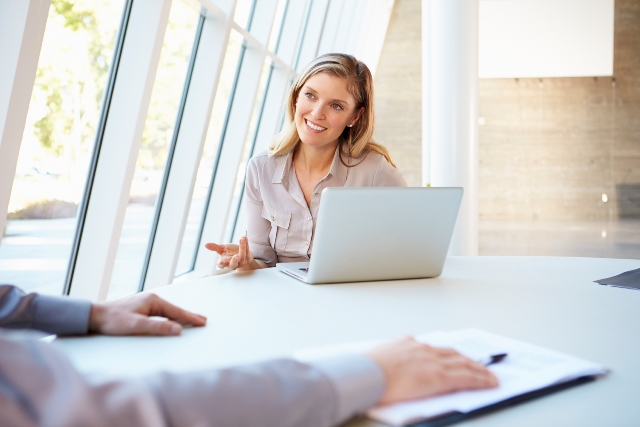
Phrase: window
[
  {"left": 0, "top": 0, "right": 125, "bottom": 295},
  {"left": 233, "top": 0, "right": 256, "bottom": 29},
  {"left": 107, "top": 0, "right": 200, "bottom": 300},
  {"left": 174, "top": 32, "right": 243, "bottom": 277},
  {"left": 227, "top": 58, "right": 273, "bottom": 242}
]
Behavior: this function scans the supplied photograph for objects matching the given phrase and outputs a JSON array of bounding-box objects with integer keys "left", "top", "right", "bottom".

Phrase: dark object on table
[{"left": 595, "top": 268, "right": 640, "bottom": 290}]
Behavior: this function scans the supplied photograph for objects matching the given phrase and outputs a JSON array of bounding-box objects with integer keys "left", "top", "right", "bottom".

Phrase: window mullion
[{"left": 0, "top": 0, "right": 49, "bottom": 243}]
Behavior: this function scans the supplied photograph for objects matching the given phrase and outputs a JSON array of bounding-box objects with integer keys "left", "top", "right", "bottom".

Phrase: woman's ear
[{"left": 350, "top": 107, "right": 365, "bottom": 127}]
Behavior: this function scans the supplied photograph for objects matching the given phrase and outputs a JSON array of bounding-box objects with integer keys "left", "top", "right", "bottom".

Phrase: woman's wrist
[{"left": 237, "top": 260, "right": 267, "bottom": 271}]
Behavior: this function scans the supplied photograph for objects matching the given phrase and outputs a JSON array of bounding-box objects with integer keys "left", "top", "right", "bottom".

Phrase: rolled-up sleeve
[
  {"left": 245, "top": 158, "right": 278, "bottom": 266},
  {"left": 373, "top": 155, "right": 408, "bottom": 187},
  {"left": 0, "top": 284, "right": 90, "bottom": 335}
]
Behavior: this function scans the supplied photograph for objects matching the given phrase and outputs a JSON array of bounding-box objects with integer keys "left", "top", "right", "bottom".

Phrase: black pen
[{"left": 480, "top": 353, "right": 508, "bottom": 366}]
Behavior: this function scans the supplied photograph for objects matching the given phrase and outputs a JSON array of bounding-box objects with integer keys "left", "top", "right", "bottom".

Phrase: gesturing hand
[
  {"left": 89, "top": 293, "right": 207, "bottom": 336},
  {"left": 366, "top": 336, "right": 498, "bottom": 405},
  {"left": 205, "top": 236, "right": 258, "bottom": 271}
]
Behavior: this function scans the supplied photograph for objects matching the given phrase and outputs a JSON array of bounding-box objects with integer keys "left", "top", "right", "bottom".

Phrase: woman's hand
[{"left": 205, "top": 236, "right": 264, "bottom": 271}]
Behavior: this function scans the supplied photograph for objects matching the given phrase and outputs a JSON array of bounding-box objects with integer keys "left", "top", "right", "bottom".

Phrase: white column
[
  {"left": 0, "top": 0, "right": 50, "bottom": 236},
  {"left": 69, "top": 0, "right": 172, "bottom": 301},
  {"left": 422, "top": 0, "right": 479, "bottom": 256}
]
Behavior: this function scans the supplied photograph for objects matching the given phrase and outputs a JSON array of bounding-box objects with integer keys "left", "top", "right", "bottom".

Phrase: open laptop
[{"left": 276, "top": 187, "right": 463, "bottom": 284}]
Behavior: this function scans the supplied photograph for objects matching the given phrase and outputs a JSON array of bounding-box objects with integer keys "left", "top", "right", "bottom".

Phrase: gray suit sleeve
[
  {"left": 148, "top": 354, "right": 385, "bottom": 427},
  {"left": 0, "top": 336, "right": 385, "bottom": 427},
  {"left": 0, "top": 284, "right": 90, "bottom": 335}
]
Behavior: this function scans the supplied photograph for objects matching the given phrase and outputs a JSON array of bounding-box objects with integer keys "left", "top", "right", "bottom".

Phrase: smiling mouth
[{"left": 305, "top": 119, "right": 327, "bottom": 131}]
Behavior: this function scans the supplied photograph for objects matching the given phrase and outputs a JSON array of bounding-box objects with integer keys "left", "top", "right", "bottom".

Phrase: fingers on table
[
  {"left": 429, "top": 347, "right": 499, "bottom": 390},
  {"left": 128, "top": 316, "right": 183, "bottom": 336},
  {"left": 148, "top": 294, "right": 207, "bottom": 327},
  {"left": 444, "top": 364, "right": 499, "bottom": 391}
]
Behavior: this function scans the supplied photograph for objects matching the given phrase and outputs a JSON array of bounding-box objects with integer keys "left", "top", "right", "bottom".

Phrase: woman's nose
[{"left": 311, "top": 103, "right": 325, "bottom": 119}]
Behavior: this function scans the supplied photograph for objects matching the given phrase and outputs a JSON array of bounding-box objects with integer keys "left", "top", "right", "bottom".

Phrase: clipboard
[{"left": 408, "top": 375, "right": 596, "bottom": 427}]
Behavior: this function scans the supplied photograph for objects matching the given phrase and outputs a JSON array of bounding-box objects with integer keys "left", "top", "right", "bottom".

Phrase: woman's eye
[
  {"left": 331, "top": 103, "right": 343, "bottom": 111},
  {"left": 304, "top": 92, "right": 315, "bottom": 99}
]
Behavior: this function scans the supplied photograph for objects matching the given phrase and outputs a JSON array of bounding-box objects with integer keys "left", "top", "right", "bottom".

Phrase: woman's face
[{"left": 294, "top": 72, "right": 363, "bottom": 150}]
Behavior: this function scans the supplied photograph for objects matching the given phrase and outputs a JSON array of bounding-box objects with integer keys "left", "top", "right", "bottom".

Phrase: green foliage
[
  {"left": 33, "top": 70, "right": 65, "bottom": 155},
  {"left": 31, "top": 1, "right": 111, "bottom": 159},
  {"left": 34, "top": 115, "right": 59, "bottom": 154},
  {"left": 136, "top": 1, "right": 200, "bottom": 171},
  {"left": 52, "top": 0, "right": 95, "bottom": 31}
]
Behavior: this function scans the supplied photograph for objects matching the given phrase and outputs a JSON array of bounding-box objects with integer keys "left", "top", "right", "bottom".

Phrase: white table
[{"left": 56, "top": 256, "right": 640, "bottom": 426}]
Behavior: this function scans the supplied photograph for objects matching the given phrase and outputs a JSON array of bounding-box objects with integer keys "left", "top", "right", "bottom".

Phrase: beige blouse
[{"left": 245, "top": 147, "right": 408, "bottom": 267}]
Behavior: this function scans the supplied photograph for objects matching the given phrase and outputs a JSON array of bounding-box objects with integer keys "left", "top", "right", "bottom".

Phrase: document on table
[{"left": 295, "top": 329, "right": 607, "bottom": 427}]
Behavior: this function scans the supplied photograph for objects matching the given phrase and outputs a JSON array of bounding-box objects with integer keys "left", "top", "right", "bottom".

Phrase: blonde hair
[{"left": 268, "top": 53, "right": 396, "bottom": 167}]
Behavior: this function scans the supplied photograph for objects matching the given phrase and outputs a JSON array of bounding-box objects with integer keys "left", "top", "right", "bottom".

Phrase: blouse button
[
  {"left": 271, "top": 216, "right": 275, "bottom": 220},
  {"left": 307, "top": 216, "right": 312, "bottom": 221},
  {"left": 304, "top": 241, "right": 309, "bottom": 245}
]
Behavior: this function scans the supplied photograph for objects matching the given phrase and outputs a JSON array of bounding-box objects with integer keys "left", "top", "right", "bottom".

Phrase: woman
[{"left": 207, "top": 53, "right": 407, "bottom": 270}]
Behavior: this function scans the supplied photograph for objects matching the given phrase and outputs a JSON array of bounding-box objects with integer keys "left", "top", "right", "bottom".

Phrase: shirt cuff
[
  {"left": 309, "top": 354, "right": 386, "bottom": 424},
  {"left": 250, "top": 241, "right": 278, "bottom": 267},
  {"left": 32, "top": 294, "right": 91, "bottom": 335}
]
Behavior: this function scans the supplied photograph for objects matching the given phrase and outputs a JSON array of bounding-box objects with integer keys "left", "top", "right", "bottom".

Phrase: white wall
[{"left": 479, "top": 0, "right": 614, "bottom": 78}]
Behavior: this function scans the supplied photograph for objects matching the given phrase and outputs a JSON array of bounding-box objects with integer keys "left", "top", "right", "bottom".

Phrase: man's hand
[
  {"left": 366, "top": 337, "right": 498, "bottom": 405},
  {"left": 89, "top": 293, "right": 207, "bottom": 336}
]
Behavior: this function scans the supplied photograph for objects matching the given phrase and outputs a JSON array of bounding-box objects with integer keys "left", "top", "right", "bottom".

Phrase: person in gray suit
[{"left": 0, "top": 284, "right": 497, "bottom": 427}]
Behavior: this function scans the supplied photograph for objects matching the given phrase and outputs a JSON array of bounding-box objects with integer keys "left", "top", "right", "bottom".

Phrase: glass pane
[
  {"left": 0, "top": 0, "right": 125, "bottom": 295},
  {"left": 174, "top": 31, "right": 243, "bottom": 277},
  {"left": 227, "top": 58, "right": 273, "bottom": 242},
  {"left": 107, "top": 0, "right": 199, "bottom": 300},
  {"left": 233, "top": 0, "right": 255, "bottom": 29},
  {"left": 268, "top": 0, "right": 288, "bottom": 53}
]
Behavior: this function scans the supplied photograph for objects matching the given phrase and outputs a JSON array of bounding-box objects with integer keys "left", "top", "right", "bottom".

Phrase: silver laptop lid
[{"left": 305, "top": 187, "right": 463, "bottom": 284}]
